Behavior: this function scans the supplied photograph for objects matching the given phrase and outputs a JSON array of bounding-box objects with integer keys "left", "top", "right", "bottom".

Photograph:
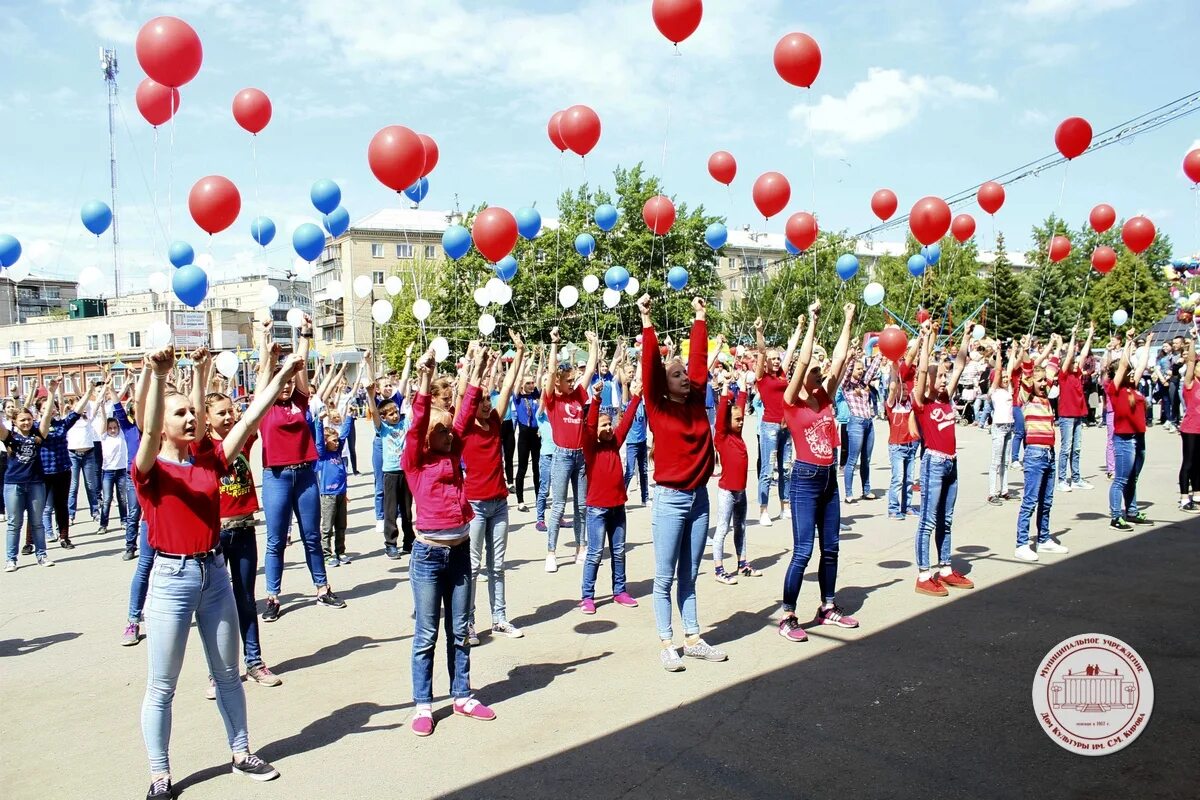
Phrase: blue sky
[{"left": 2, "top": 0, "right": 1198, "bottom": 290}]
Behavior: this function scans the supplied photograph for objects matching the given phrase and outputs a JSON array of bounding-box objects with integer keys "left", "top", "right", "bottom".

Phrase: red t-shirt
[
  {"left": 460, "top": 396, "right": 507, "bottom": 501},
  {"left": 784, "top": 388, "right": 837, "bottom": 467},
  {"left": 582, "top": 395, "right": 641, "bottom": 507},
  {"left": 133, "top": 438, "right": 230, "bottom": 553},
  {"left": 641, "top": 321, "right": 714, "bottom": 491},
  {"left": 757, "top": 373, "right": 787, "bottom": 424},
  {"left": 715, "top": 392, "right": 749, "bottom": 492},
  {"left": 1056, "top": 369, "right": 1086, "bottom": 417},
  {"left": 544, "top": 385, "right": 588, "bottom": 449},
  {"left": 1106, "top": 382, "right": 1146, "bottom": 435},
  {"left": 1181, "top": 380, "right": 1200, "bottom": 435},
  {"left": 260, "top": 390, "right": 318, "bottom": 467},
  {"left": 216, "top": 433, "right": 260, "bottom": 519},
  {"left": 914, "top": 398, "right": 957, "bottom": 454},
  {"left": 886, "top": 400, "right": 918, "bottom": 445}
]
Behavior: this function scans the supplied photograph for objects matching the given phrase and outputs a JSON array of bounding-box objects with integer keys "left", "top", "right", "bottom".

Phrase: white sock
[
  {"left": 939, "top": 565, "right": 952, "bottom": 577},
  {"left": 919, "top": 570, "right": 931, "bottom": 581}
]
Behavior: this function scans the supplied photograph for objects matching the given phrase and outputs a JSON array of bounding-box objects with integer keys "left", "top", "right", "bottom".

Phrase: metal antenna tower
[{"left": 100, "top": 47, "right": 120, "bottom": 297}]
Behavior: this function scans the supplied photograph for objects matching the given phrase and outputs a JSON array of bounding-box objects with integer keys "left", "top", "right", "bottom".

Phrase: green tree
[{"left": 983, "top": 233, "right": 1029, "bottom": 340}]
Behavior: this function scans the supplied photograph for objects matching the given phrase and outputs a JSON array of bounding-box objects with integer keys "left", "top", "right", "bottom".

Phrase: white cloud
[
  {"left": 789, "top": 67, "right": 997, "bottom": 154},
  {"left": 1021, "top": 109, "right": 1049, "bottom": 126},
  {"left": 1008, "top": 0, "right": 1136, "bottom": 16}
]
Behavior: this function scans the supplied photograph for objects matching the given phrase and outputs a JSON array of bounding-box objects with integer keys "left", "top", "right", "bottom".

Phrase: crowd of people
[{"left": 2, "top": 300, "right": 1195, "bottom": 800}]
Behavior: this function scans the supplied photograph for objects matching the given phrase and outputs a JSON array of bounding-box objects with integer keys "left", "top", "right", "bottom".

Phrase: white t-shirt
[
  {"left": 991, "top": 387, "right": 1014, "bottom": 425},
  {"left": 66, "top": 402, "right": 97, "bottom": 450},
  {"left": 100, "top": 432, "right": 128, "bottom": 471}
]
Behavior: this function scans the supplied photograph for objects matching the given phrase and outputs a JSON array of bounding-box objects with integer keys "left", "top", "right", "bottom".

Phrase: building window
[
  {"left": 63, "top": 336, "right": 73, "bottom": 353},
  {"left": 23, "top": 340, "right": 33, "bottom": 355},
  {"left": 103, "top": 333, "right": 115, "bottom": 350},
  {"left": 9, "top": 342, "right": 20, "bottom": 358},
  {"left": 371, "top": 243, "right": 384, "bottom": 258},
  {"left": 86, "top": 372, "right": 102, "bottom": 386},
  {"left": 537, "top": 251, "right": 547, "bottom": 264},
  {"left": 372, "top": 271, "right": 385, "bottom": 285},
  {"left": 129, "top": 331, "right": 141, "bottom": 348},
  {"left": 48, "top": 338, "right": 59, "bottom": 354},
  {"left": 396, "top": 243, "right": 413, "bottom": 259},
  {"left": 6, "top": 378, "right": 18, "bottom": 395},
  {"left": 87, "top": 335, "right": 100, "bottom": 352},
  {"left": 322, "top": 245, "right": 337, "bottom": 261},
  {"left": 424, "top": 245, "right": 436, "bottom": 259},
  {"left": 22, "top": 377, "right": 35, "bottom": 397},
  {"left": 46, "top": 288, "right": 60, "bottom": 299}
]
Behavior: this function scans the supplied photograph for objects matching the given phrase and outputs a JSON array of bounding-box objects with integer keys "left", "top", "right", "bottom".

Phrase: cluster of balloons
[
  {"left": 368, "top": 126, "right": 439, "bottom": 194},
  {"left": 474, "top": 277, "right": 513, "bottom": 308},
  {"left": 547, "top": 106, "right": 601, "bottom": 156}
]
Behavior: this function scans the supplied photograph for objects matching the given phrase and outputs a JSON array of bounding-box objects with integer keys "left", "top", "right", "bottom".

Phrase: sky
[{"left": 1, "top": 0, "right": 1198, "bottom": 293}]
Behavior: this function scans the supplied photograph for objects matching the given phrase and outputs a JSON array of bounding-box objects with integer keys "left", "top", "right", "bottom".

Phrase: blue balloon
[
  {"left": 595, "top": 204, "right": 619, "bottom": 232},
  {"left": 836, "top": 253, "right": 859, "bottom": 282},
  {"left": 516, "top": 207, "right": 542, "bottom": 240},
  {"left": 785, "top": 239, "right": 801, "bottom": 256},
  {"left": 575, "top": 233, "right": 596, "bottom": 258},
  {"left": 310, "top": 179, "right": 341, "bottom": 214},
  {"left": 442, "top": 225, "right": 472, "bottom": 260},
  {"left": 404, "top": 177, "right": 429, "bottom": 203},
  {"left": 495, "top": 256, "right": 518, "bottom": 281},
  {"left": 168, "top": 240, "right": 194, "bottom": 268},
  {"left": 667, "top": 266, "right": 689, "bottom": 291},
  {"left": 604, "top": 266, "right": 630, "bottom": 291},
  {"left": 922, "top": 243, "right": 942, "bottom": 265},
  {"left": 81, "top": 200, "right": 113, "bottom": 236},
  {"left": 0, "top": 234, "right": 21, "bottom": 267},
  {"left": 323, "top": 207, "right": 349, "bottom": 237},
  {"left": 172, "top": 263, "right": 209, "bottom": 308},
  {"left": 250, "top": 216, "right": 276, "bottom": 247},
  {"left": 292, "top": 223, "right": 326, "bottom": 262},
  {"left": 705, "top": 223, "right": 728, "bottom": 251},
  {"left": 907, "top": 253, "right": 927, "bottom": 278}
]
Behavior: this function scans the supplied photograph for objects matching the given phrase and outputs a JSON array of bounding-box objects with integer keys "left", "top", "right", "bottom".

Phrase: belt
[
  {"left": 270, "top": 461, "right": 314, "bottom": 471},
  {"left": 157, "top": 545, "right": 223, "bottom": 561},
  {"left": 926, "top": 449, "right": 956, "bottom": 461}
]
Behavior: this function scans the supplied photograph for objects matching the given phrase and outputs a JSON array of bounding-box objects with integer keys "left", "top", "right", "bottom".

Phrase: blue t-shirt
[
  {"left": 599, "top": 376, "right": 614, "bottom": 407},
  {"left": 625, "top": 398, "right": 647, "bottom": 445},
  {"left": 380, "top": 417, "right": 406, "bottom": 472},
  {"left": 537, "top": 409, "right": 556, "bottom": 458},
  {"left": 513, "top": 391, "right": 540, "bottom": 428},
  {"left": 4, "top": 430, "right": 44, "bottom": 484},
  {"left": 315, "top": 418, "right": 352, "bottom": 495}
]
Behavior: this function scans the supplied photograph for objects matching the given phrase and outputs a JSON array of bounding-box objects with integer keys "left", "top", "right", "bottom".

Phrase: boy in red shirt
[{"left": 711, "top": 377, "right": 755, "bottom": 584}]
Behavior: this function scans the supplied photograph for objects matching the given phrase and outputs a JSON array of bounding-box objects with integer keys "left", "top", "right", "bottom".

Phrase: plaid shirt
[
  {"left": 39, "top": 411, "right": 81, "bottom": 475},
  {"left": 842, "top": 358, "right": 881, "bottom": 419}
]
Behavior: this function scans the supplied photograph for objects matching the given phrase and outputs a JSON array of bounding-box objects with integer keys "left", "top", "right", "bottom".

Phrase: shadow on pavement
[
  {"left": 0, "top": 631, "right": 83, "bottom": 657},
  {"left": 270, "top": 634, "right": 409, "bottom": 675}
]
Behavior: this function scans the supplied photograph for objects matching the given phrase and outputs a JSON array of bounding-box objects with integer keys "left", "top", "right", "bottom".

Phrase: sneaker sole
[
  {"left": 120, "top": 638, "right": 139, "bottom": 647},
  {"left": 915, "top": 586, "right": 949, "bottom": 597},
  {"left": 232, "top": 765, "right": 280, "bottom": 782},
  {"left": 412, "top": 724, "right": 434, "bottom": 737},
  {"left": 453, "top": 708, "right": 496, "bottom": 721},
  {"left": 777, "top": 629, "right": 808, "bottom": 642},
  {"left": 941, "top": 581, "right": 974, "bottom": 590},
  {"left": 662, "top": 663, "right": 685, "bottom": 672}
]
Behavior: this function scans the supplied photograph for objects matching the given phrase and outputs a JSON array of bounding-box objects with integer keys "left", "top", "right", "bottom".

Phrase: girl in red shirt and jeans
[{"left": 1107, "top": 333, "right": 1153, "bottom": 530}]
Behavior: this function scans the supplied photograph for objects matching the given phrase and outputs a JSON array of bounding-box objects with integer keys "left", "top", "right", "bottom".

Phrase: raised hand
[
  {"left": 550, "top": 326, "right": 561, "bottom": 344},
  {"left": 636, "top": 294, "right": 652, "bottom": 316},
  {"left": 808, "top": 298, "right": 821, "bottom": 316},
  {"left": 510, "top": 329, "right": 525, "bottom": 348},
  {"left": 753, "top": 316, "right": 764, "bottom": 332},
  {"left": 147, "top": 346, "right": 175, "bottom": 377}
]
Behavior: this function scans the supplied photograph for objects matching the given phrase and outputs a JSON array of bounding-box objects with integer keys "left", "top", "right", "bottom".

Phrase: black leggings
[
  {"left": 43, "top": 470, "right": 71, "bottom": 540},
  {"left": 501, "top": 420, "right": 516, "bottom": 487},
  {"left": 1180, "top": 432, "right": 1200, "bottom": 494},
  {"left": 515, "top": 423, "right": 540, "bottom": 504}
]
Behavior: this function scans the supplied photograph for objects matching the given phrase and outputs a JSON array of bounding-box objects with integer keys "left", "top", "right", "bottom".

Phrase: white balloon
[
  {"left": 7, "top": 261, "right": 30, "bottom": 283},
  {"left": 77, "top": 266, "right": 104, "bottom": 295},
  {"left": 582, "top": 274, "right": 600, "bottom": 293},
  {"left": 624, "top": 276, "right": 640, "bottom": 296},
  {"left": 603, "top": 288, "right": 621, "bottom": 308},
  {"left": 385, "top": 275, "right": 404, "bottom": 296},
  {"left": 485, "top": 277, "right": 506, "bottom": 304},
  {"left": 972, "top": 324, "right": 986, "bottom": 341},
  {"left": 286, "top": 308, "right": 306, "bottom": 327},
  {"left": 412, "top": 298, "right": 432, "bottom": 321},
  {"left": 371, "top": 299, "right": 394, "bottom": 325},
  {"left": 494, "top": 283, "right": 513, "bottom": 305},
  {"left": 478, "top": 313, "right": 497, "bottom": 336},
  {"left": 214, "top": 350, "right": 240, "bottom": 378},
  {"left": 194, "top": 253, "right": 214, "bottom": 271},
  {"left": 735, "top": 344, "right": 746, "bottom": 357},
  {"left": 325, "top": 279, "right": 344, "bottom": 301},
  {"left": 559, "top": 285, "right": 579, "bottom": 309},
  {"left": 147, "top": 320, "right": 172, "bottom": 348},
  {"left": 353, "top": 275, "right": 373, "bottom": 298},
  {"left": 431, "top": 336, "right": 450, "bottom": 362},
  {"left": 473, "top": 287, "right": 490, "bottom": 307},
  {"left": 147, "top": 271, "right": 169, "bottom": 293},
  {"left": 260, "top": 285, "right": 280, "bottom": 307},
  {"left": 292, "top": 257, "right": 312, "bottom": 279}
]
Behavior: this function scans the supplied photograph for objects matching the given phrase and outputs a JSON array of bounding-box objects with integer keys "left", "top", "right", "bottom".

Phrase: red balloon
[
  {"left": 1184, "top": 149, "right": 1200, "bottom": 184},
  {"left": 367, "top": 125, "right": 425, "bottom": 192},
  {"left": 1091, "top": 246, "right": 1117, "bottom": 274},
  {"left": 560, "top": 105, "right": 601, "bottom": 156},
  {"left": 708, "top": 151, "right": 737, "bottom": 185},
  {"left": 188, "top": 175, "right": 240, "bottom": 235},
  {"left": 909, "top": 196, "right": 951, "bottom": 246},
  {"left": 870, "top": 189, "right": 897, "bottom": 222},
  {"left": 752, "top": 172, "right": 791, "bottom": 219},
  {"left": 135, "top": 78, "right": 179, "bottom": 127},
  {"left": 1048, "top": 235, "right": 1071, "bottom": 263},
  {"left": 977, "top": 181, "right": 1005, "bottom": 215},
  {"left": 1089, "top": 203, "right": 1116, "bottom": 233},
  {"left": 785, "top": 212, "right": 818, "bottom": 252},
  {"left": 773, "top": 32, "right": 821, "bottom": 88},
  {"left": 418, "top": 134, "right": 439, "bottom": 177},
  {"left": 651, "top": 0, "right": 702, "bottom": 44},
  {"left": 1054, "top": 116, "right": 1092, "bottom": 160},
  {"left": 950, "top": 213, "right": 976, "bottom": 243},
  {"left": 916, "top": 309, "right": 931, "bottom": 324},
  {"left": 135, "top": 16, "right": 203, "bottom": 88},
  {"left": 877, "top": 326, "right": 909, "bottom": 362},
  {"left": 472, "top": 207, "right": 519, "bottom": 263},
  {"left": 231, "top": 88, "right": 271, "bottom": 135},
  {"left": 547, "top": 111, "right": 567, "bottom": 152},
  {"left": 642, "top": 196, "right": 676, "bottom": 236},
  {"left": 1121, "top": 216, "right": 1156, "bottom": 254}
]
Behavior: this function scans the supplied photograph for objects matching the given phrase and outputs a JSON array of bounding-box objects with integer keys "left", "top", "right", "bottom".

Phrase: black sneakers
[
  {"left": 20, "top": 544, "right": 33, "bottom": 556},
  {"left": 1110, "top": 517, "right": 1133, "bottom": 531},
  {"left": 385, "top": 544, "right": 400, "bottom": 560},
  {"left": 60, "top": 538, "right": 75, "bottom": 550},
  {"left": 146, "top": 776, "right": 175, "bottom": 799},
  {"left": 316, "top": 590, "right": 346, "bottom": 609},
  {"left": 262, "top": 598, "right": 280, "bottom": 622},
  {"left": 232, "top": 753, "right": 279, "bottom": 782}
]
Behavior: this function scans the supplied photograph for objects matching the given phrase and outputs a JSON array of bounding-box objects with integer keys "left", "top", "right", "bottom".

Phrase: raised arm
[
  {"left": 135, "top": 347, "right": 176, "bottom": 474},
  {"left": 361, "top": 350, "right": 381, "bottom": 430},
  {"left": 581, "top": 331, "right": 599, "bottom": 391},
  {"left": 754, "top": 316, "right": 768, "bottom": 381},
  {"left": 707, "top": 334, "right": 725, "bottom": 372},
  {"left": 1132, "top": 333, "right": 1155, "bottom": 383},
  {"left": 294, "top": 315, "right": 314, "bottom": 396},
  {"left": 396, "top": 342, "right": 414, "bottom": 399},
  {"left": 914, "top": 323, "right": 933, "bottom": 403},
  {"left": 781, "top": 316, "right": 803, "bottom": 372},
  {"left": 37, "top": 378, "right": 61, "bottom": 438},
  {"left": 545, "top": 329, "right": 561, "bottom": 394},
  {"left": 784, "top": 305, "right": 816, "bottom": 406},
  {"left": 223, "top": 355, "right": 304, "bottom": 461},
  {"left": 946, "top": 322, "right": 973, "bottom": 397},
  {"left": 821, "top": 303, "right": 857, "bottom": 397},
  {"left": 190, "top": 348, "right": 211, "bottom": 437},
  {"left": 1112, "top": 336, "right": 1134, "bottom": 389},
  {"left": 687, "top": 298, "right": 709, "bottom": 387},
  {"left": 614, "top": 391, "right": 642, "bottom": 447},
  {"left": 638, "top": 295, "right": 665, "bottom": 405},
  {"left": 1185, "top": 332, "right": 1197, "bottom": 390},
  {"left": 495, "top": 332, "right": 526, "bottom": 420}
]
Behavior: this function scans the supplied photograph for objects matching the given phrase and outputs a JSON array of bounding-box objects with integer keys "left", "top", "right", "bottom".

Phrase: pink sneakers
[
  {"left": 453, "top": 698, "right": 496, "bottom": 721},
  {"left": 778, "top": 616, "right": 808, "bottom": 642},
  {"left": 612, "top": 592, "right": 639, "bottom": 608},
  {"left": 579, "top": 598, "right": 597, "bottom": 615},
  {"left": 411, "top": 711, "right": 434, "bottom": 737}
]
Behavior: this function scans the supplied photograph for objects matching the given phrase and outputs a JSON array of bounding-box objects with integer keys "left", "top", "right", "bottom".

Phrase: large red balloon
[
  {"left": 135, "top": 16, "right": 203, "bottom": 88},
  {"left": 560, "top": 105, "right": 601, "bottom": 156},
  {"left": 977, "top": 181, "right": 1005, "bottom": 215},
  {"left": 642, "top": 196, "right": 676, "bottom": 236},
  {"left": 1184, "top": 149, "right": 1200, "bottom": 183},
  {"left": 1121, "top": 216, "right": 1155, "bottom": 254},
  {"left": 1091, "top": 246, "right": 1117, "bottom": 274},
  {"left": 1048, "top": 235, "right": 1071, "bottom": 263},
  {"left": 231, "top": 88, "right": 271, "bottom": 135},
  {"left": 773, "top": 32, "right": 821, "bottom": 88},
  {"left": 367, "top": 125, "right": 425, "bottom": 192},
  {"left": 785, "top": 212, "right": 818, "bottom": 252},
  {"left": 752, "top": 172, "right": 790, "bottom": 219},
  {"left": 188, "top": 176, "right": 240, "bottom": 235},
  {"left": 1089, "top": 203, "right": 1116, "bottom": 233},
  {"left": 877, "top": 326, "right": 909, "bottom": 362},
  {"left": 472, "top": 207, "right": 518, "bottom": 263},
  {"left": 651, "top": 0, "right": 702, "bottom": 44},
  {"left": 870, "top": 189, "right": 897, "bottom": 221},
  {"left": 950, "top": 213, "right": 976, "bottom": 243},
  {"left": 418, "top": 134, "right": 439, "bottom": 177},
  {"left": 1054, "top": 116, "right": 1092, "bottom": 160},
  {"left": 135, "top": 78, "right": 179, "bottom": 127},
  {"left": 708, "top": 151, "right": 736, "bottom": 185},
  {"left": 909, "top": 196, "right": 951, "bottom": 246},
  {"left": 547, "top": 111, "right": 567, "bottom": 152}
]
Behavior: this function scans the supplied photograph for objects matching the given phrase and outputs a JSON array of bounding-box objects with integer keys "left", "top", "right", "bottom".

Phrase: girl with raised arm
[
  {"left": 1107, "top": 332, "right": 1154, "bottom": 530},
  {"left": 1178, "top": 329, "right": 1200, "bottom": 512}
]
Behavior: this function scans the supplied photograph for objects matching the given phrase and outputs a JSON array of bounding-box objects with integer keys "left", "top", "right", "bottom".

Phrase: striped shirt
[
  {"left": 1022, "top": 396, "right": 1056, "bottom": 448},
  {"left": 842, "top": 359, "right": 881, "bottom": 419}
]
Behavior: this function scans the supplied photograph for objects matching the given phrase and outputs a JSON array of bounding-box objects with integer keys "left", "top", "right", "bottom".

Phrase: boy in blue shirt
[{"left": 316, "top": 412, "right": 354, "bottom": 566}]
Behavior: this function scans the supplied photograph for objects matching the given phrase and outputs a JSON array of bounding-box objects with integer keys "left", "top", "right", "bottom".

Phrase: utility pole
[{"left": 100, "top": 48, "right": 121, "bottom": 297}]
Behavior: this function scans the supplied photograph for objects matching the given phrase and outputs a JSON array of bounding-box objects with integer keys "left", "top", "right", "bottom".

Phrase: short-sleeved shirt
[
  {"left": 783, "top": 389, "right": 837, "bottom": 467},
  {"left": 1056, "top": 370, "right": 1086, "bottom": 417},
  {"left": 133, "top": 438, "right": 229, "bottom": 554},
  {"left": 380, "top": 418, "right": 406, "bottom": 472},
  {"left": 4, "top": 431, "right": 44, "bottom": 484},
  {"left": 461, "top": 408, "right": 507, "bottom": 501},
  {"left": 216, "top": 434, "right": 260, "bottom": 521},
  {"left": 1106, "top": 382, "right": 1146, "bottom": 435},
  {"left": 914, "top": 399, "right": 956, "bottom": 454},
  {"left": 544, "top": 385, "right": 588, "bottom": 449},
  {"left": 886, "top": 400, "right": 918, "bottom": 445},
  {"left": 260, "top": 391, "right": 318, "bottom": 467},
  {"left": 1181, "top": 380, "right": 1200, "bottom": 435},
  {"left": 758, "top": 373, "right": 787, "bottom": 424}
]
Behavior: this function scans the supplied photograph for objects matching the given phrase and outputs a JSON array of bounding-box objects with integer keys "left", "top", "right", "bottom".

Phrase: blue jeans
[
  {"left": 1011, "top": 407, "right": 1026, "bottom": 462},
  {"left": 712, "top": 488, "right": 747, "bottom": 565},
  {"left": 887, "top": 442, "right": 918, "bottom": 516},
  {"left": 468, "top": 498, "right": 509, "bottom": 626},
  {"left": 68, "top": 447, "right": 100, "bottom": 520},
  {"left": 915, "top": 454, "right": 957, "bottom": 571},
  {"left": 5, "top": 481, "right": 47, "bottom": 561},
  {"left": 582, "top": 505, "right": 627, "bottom": 599},
  {"left": 261, "top": 465, "right": 327, "bottom": 597},
  {"left": 219, "top": 525, "right": 263, "bottom": 668},
  {"left": 142, "top": 551, "right": 248, "bottom": 774},
  {"left": 650, "top": 485, "right": 709, "bottom": 641},
  {"left": 783, "top": 461, "right": 840, "bottom": 610},
  {"left": 842, "top": 416, "right": 875, "bottom": 498},
  {"left": 123, "top": 474, "right": 143, "bottom": 551},
  {"left": 535, "top": 453, "right": 553, "bottom": 522},
  {"left": 623, "top": 440, "right": 649, "bottom": 504},
  {"left": 127, "top": 522, "right": 154, "bottom": 623},
  {"left": 974, "top": 394, "right": 991, "bottom": 427},
  {"left": 373, "top": 435, "right": 384, "bottom": 520},
  {"left": 757, "top": 421, "right": 793, "bottom": 508},
  {"left": 546, "top": 447, "right": 586, "bottom": 550},
  {"left": 1109, "top": 434, "right": 1144, "bottom": 519},
  {"left": 1017, "top": 446, "right": 1056, "bottom": 547},
  {"left": 1056, "top": 417, "right": 1084, "bottom": 484},
  {"left": 409, "top": 537, "right": 472, "bottom": 705},
  {"left": 99, "top": 468, "right": 130, "bottom": 529}
]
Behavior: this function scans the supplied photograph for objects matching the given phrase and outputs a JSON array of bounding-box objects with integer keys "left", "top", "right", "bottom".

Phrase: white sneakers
[
  {"left": 517, "top": 503, "right": 529, "bottom": 512},
  {"left": 1072, "top": 480, "right": 1094, "bottom": 490},
  {"left": 1016, "top": 541, "right": 1069, "bottom": 562},
  {"left": 758, "top": 512, "right": 773, "bottom": 527},
  {"left": 374, "top": 520, "right": 385, "bottom": 534},
  {"left": 1015, "top": 544, "right": 1038, "bottom": 562},
  {"left": 1057, "top": 482, "right": 1073, "bottom": 494},
  {"left": 1039, "top": 540, "right": 1069, "bottom": 554},
  {"left": 544, "top": 555, "right": 558, "bottom": 573}
]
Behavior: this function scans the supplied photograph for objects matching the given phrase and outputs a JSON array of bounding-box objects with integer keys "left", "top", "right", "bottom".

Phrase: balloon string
[
  {"left": 168, "top": 94, "right": 176, "bottom": 241},
  {"left": 555, "top": 151, "right": 564, "bottom": 329},
  {"left": 658, "top": 46, "right": 681, "bottom": 187},
  {"left": 152, "top": 127, "right": 159, "bottom": 251},
  {"left": 1029, "top": 161, "right": 1070, "bottom": 336}
]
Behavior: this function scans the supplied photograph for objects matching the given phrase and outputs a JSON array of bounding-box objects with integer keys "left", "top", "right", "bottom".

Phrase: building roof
[{"left": 352, "top": 208, "right": 469, "bottom": 234}]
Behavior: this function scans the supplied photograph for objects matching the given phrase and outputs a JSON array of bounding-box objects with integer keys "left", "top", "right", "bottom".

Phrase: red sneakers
[
  {"left": 915, "top": 576, "right": 948, "bottom": 597},
  {"left": 938, "top": 570, "right": 974, "bottom": 589}
]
